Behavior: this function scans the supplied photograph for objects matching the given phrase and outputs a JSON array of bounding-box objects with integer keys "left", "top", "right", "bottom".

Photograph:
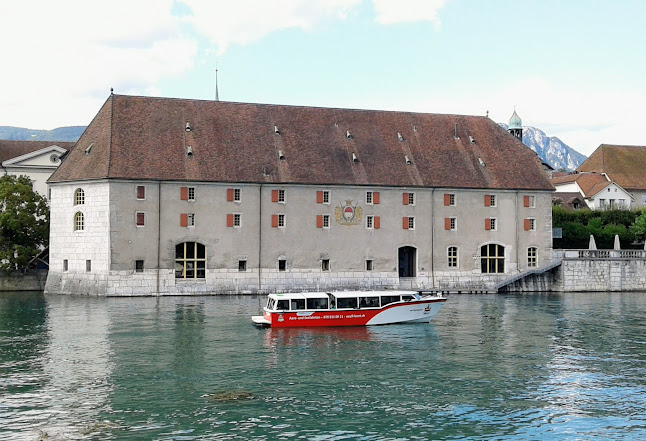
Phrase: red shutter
[
  {"left": 137, "top": 186, "right": 145, "bottom": 199},
  {"left": 227, "top": 214, "right": 234, "bottom": 227},
  {"left": 180, "top": 187, "right": 188, "bottom": 201},
  {"left": 484, "top": 195, "right": 491, "bottom": 207},
  {"left": 271, "top": 214, "right": 278, "bottom": 228},
  {"left": 444, "top": 194, "right": 451, "bottom": 206},
  {"left": 445, "top": 218, "right": 451, "bottom": 230},
  {"left": 403, "top": 193, "right": 409, "bottom": 205},
  {"left": 524, "top": 218, "right": 530, "bottom": 231},
  {"left": 485, "top": 218, "right": 491, "bottom": 230},
  {"left": 374, "top": 216, "right": 380, "bottom": 229},
  {"left": 271, "top": 190, "right": 279, "bottom": 202},
  {"left": 316, "top": 191, "right": 323, "bottom": 203},
  {"left": 524, "top": 195, "right": 530, "bottom": 207},
  {"left": 137, "top": 212, "right": 145, "bottom": 226},
  {"left": 373, "top": 192, "right": 380, "bottom": 204},
  {"left": 180, "top": 213, "right": 188, "bottom": 227},
  {"left": 403, "top": 217, "right": 409, "bottom": 229},
  {"left": 227, "top": 188, "right": 234, "bottom": 202},
  {"left": 316, "top": 215, "right": 323, "bottom": 228}
]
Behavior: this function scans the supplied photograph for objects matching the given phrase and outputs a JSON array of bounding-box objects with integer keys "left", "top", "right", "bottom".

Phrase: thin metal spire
[{"left": 215, "top": 65, "right": 220, "bottom": 101}]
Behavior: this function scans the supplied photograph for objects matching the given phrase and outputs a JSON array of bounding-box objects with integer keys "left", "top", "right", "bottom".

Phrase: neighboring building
[
  {"left": 577, "top": 144, "right": 646, "bottom": 206},
  {"left": 552, "top": 171, "right": 633, "bottom": 209},
  {"left": 45, "top": 94, "right": 554, "bottom": 296},
  {"left": 551, "top": 191, "right": 585, "bottom": 210},
  {"left": 0, "top": 140, "right": 74, "bottom": 197}
]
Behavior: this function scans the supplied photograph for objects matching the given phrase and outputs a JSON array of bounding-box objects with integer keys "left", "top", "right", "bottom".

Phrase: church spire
[
  {"left": 215, "top": 66, "right": 220, "bottom": 102},
  {"left": 508, "top": 107, "right": 522, "bottom": 141}
]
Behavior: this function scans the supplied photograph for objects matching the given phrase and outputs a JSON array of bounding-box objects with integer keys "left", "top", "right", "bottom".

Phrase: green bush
[{"left": 553, "top": 206, "right": 641, "bottom": 249}]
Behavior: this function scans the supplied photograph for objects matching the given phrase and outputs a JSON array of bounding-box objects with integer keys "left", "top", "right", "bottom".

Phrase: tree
[
  {"left": 0, "top": 175, "right": 49, "bottom": 273},
  {"left": 630, "top": 211, "right": 646, "bottom": 243}
]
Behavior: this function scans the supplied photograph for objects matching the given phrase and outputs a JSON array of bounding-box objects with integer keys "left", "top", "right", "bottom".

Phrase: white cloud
[
  {"left": 179, "top": 0, "right": 363, "bottom": 54},
  {"left": 371, "top": 0, "right": 448, "bottom": 26}
]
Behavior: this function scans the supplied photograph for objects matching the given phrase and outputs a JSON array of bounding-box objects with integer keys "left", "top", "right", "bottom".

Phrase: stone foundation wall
[
  {"left": 0, "top": 270, "right": 48, "bottom": 291},
  {"left": 557, "top": 258, "right": 646, "bottom": 292}
]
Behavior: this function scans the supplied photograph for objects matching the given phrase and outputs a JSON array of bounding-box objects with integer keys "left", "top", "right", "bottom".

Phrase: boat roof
[{"left": 268, "top": 290, "right": 418, "bottom": 300}]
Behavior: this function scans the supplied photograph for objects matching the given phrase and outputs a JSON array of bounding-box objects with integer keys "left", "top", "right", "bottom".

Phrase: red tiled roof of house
[
  {"left": 552, "top": 172, "right": 611, "bottom": 197},
  {"left": 577, "top": 144, "right": 646, "bottom": 190},
  {"left": 49, "top": 94, "right": 554, "bottom": 190},
  {"left": 0, "top": 140, "right": 74, "bottom": 164}
]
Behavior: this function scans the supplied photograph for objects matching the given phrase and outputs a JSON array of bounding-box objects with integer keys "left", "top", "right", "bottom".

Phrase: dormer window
[
  {"left": 352, "top": 153, "right": 359, "bottom": 163},
  {"left": 185, "top": 122, "right": 191, "bottom": 132},
  {"left": 398, "top": 132, "right": 404, "bottom": 142},
  {"left": 274, "top": 125, "right": 280, "bottom": 135},
  {"left": 346, "top": 130, "right": 352, "bottom": 139},
  {"left": 187, "top": 146, "right": 193, "bottom": 157}
]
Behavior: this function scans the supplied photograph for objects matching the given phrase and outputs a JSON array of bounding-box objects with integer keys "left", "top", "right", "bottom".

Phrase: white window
[
  {"left": 526, "top": 195, "right": 535, "bottom": 208},
  {"left": 528, "top": 247, "right": 538, "bottom": 268},
  {"left": 278, "top": 189, "right": 285, "bottom": 203},
  {"left": 188, "top": 187, "right": 195, "bottom": 202},
  {"left": 136, "top": 212, "right": 145, "bottom": 227},
  {"left": 528, "top": 218, "right": 536, "bottom": 231},
  {"left": 488, "top": 194, "right": 496, "bottom": 207},
  {"left": 233, "top": 213, "right": 241, "bottom": 227},
  {"left": 366, "top": 191, "right": 374, "bottom": 205},
  {"left": 449, "top": 217, "right": 457, "bottom": 231},
  {"left": 322, "top": 214, "right": 330, "bottom": 228},
  {"left": 408, "top": 217, "right": 415, "bottom": 230},
  {"left": 74, "top": 188, "right": 85, "bottom": 205},
  {"left": 234, "top": 188, "right": 241, "bottom": 202},
  {"left": 448, "top": 194, "right": 455, "bottom": 206},
  {"left": 136, "top": 185, "right": 146, "bottom": 200},
  {"left": 448, "top": 246, "right": 458, "bottom": 268},
  {"left": 408, "top": 193, "right": 415, "bottom": 205},
  {"left": 366, "top": 215, "right": 374, "bottom": 229},
  {"left": 187, "top": 213, "right": 195, "bottom": 227},
  {"left": 278, "top": 214, "right": 285, "bottom": 228},
  {"left": 322, "top": 190, "right": 330, "bottom": 204},
  {"left": 74, "top": 212, "right": 84, "bottom": 231},
  {"left": 489, "top": 218, "right": 497, "bottom": 231}
]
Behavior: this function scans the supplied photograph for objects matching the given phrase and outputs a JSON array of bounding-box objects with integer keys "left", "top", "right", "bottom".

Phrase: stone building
[{"left": 45, "top": 94, "right": 554, "bottom": 296}]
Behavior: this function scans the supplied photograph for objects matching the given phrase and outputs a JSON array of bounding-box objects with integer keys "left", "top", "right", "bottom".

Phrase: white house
[{"left": 552, "top": 172, "right": 633, "bottom": 209}]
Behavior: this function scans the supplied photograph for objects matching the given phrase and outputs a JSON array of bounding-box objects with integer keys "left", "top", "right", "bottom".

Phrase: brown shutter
[
  {"left": 227, "top": 188, "right": 234, "bottom": 202},
  {"left": 316, "top": 191, "right": 323, "bottom": 203},
  {"left": 373, "top": 192, "right": 380, "bottom": 204},
  {"left": 180, "top": 213, "right": 188, "bottom": 227},
  {"left": 374, "top": 216, "right": 380, "bottom": 229},
  {"left": 316, "top": 215, "right": 323, "bottom": 228},
  {"left": 403, "top": 193, "right": 409, "bottom": 205},
  {"left": 137, "top": 212, "right": 145, "bottom": 226},
  {"left": 484, "top": 195, "right": 491, "bottom": 207},
  {"left": 444, "top": 194, "right": 451, "bottom": 206},
  {"left": 403, "top": 217, "right": 409, "bottom": 229},
  {"left": 445, "top": 218, "right": 451, "bottom": 230},
  {"left": 524, "top": 218, "right": 530, "bottom": 231},
  {"left": 180, "top": 187, "right": 188, "bottom": 201},
  {"left": 137, "top": 186, "right": 145, "bottom": 199},
  {"left": 227, "top": 214, "right": 234, "bottom": 227},
  {"left": 524, "top": 195, "right": 530, "bottom": 207},
  {"left": 271, "top": 214, "right": 278, "bottom": 228},
  {"left": 485, "top": 218, "right": 491, "bottom": 230},
  {"left": 271, "top": 190, "right": 279, "bottom": 202}
]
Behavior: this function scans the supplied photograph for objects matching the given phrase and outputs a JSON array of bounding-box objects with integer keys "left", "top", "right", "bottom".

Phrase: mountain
[
  {"left": 0, "top": 126, "right": 85, "bottom": 142},
  {"left": 500, "top": 124, "right": 586, "bottom": 171}
]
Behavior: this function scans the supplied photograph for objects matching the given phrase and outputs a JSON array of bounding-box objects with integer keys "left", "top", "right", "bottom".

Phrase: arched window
[
  {"left": 481, "top": 244, "right": 504, "bottom": 274},
  {"left": 74, "top": 212, "right": 84, "bottom": 231},
  {"left": 74, "top": 188, "right": 85, "bottom": 205},
  {"left": 527, "top": 247, "right": 538, "bottom": 268},
  {"left": 447, "top": 246, "right": 458, "bottom": 268},
  {"left": 175, "top": 242, "right": 206, "bottom": 279}
]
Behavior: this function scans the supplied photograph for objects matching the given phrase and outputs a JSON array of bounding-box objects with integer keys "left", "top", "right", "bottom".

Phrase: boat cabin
[{"left": 265, "top": 291, "right": 423, "bottom": 312}]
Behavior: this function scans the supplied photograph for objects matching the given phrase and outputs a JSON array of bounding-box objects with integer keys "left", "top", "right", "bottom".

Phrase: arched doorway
[
  {"left": 480, "top": 244, "right": 505, "bottom": 274},
  {"left": 398, "top": 246, "right": 417, "bottom": 277}
]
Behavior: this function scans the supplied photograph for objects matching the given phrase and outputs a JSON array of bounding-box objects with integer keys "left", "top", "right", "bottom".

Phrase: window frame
[
  {"left": 278, "top": 189, "right": 286, "bottom": 203},
  {"left": 322, "top": 190, "right": 330, "bottom": 204},
  {"left": 175, "top": 242, "right": 207, "bottom": 279},
  {"left": 366, "top": 215, "right": 374, "bottom": 229},
  {"left": 187, "top": 187, "right": 196, "bottom": 202},
  {"left": 527, "top": 247, "right": 538, "bottom": 268},
  {"left": 408, "top": 216, "right": 415, "bottom": 230},
  {"left": 187, "top": 213, "right": 195, "bottom": 227},
  {"left": 366, "top": 191, "right": 373, "bottom": 205},
  {"left": 135, "top": 260, "right": 144, "bottom": 272},
  {"left": 74, "top": 212, "right": 84, "bottom": 231},
  {"left": 233, "top": 188, "right": 241, "bottom": 202},
  {"left": 136, "top": 185, "right": 146, "bottom": 200},
  {"left": 408, "top": 192, "right": 415, "bottom": 205},
  {"left": 278, "top": 214, "right": 286, "bottom": 228},
  {"left": 322, "top": 214, "right": 330, "bottom": 229},
  {"left": 233, "top": 213, "right": 241, "bottom": 228},
  {"left": 238, "top": 260, "right": 247, "bottom": 272},
  {"left": 366, "top": 259, "right": 374, "bottom": 271},
  {"left": 136, "top": 211, "right": 145, "bottom": 227},
  {"left": 447, "top": 246, "right": 458, "bottom": 268},
  {"left": 74, "top": 188, "right": 85, "bottom": 206},
  {"left": 449, "top": 217, "right": 457, "bottom": 231},
  {"left": 321, "top": 259, "right": 330, "bottom": 271}
]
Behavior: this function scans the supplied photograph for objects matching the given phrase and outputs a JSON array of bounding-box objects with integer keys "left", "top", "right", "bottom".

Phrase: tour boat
[{"left": 251, "top": 290, "right": 447, "bottom": 327}]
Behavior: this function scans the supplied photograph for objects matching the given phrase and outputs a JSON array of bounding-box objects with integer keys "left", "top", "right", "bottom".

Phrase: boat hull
[{"left": 254, "top": 298, "right": 446, "bottom": 328}]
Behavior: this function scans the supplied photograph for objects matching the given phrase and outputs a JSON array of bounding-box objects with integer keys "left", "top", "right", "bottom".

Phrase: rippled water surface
[{"left": 2, "top": 292, "right": 646, "bottom": 440}]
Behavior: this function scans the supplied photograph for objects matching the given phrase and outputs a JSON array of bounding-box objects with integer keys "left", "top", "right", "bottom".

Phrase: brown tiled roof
[
  {"left": 552, "top": 192, "right": 585, "bottom": 210},
  {"left": 577, "top": 144, "right": 646, "bottom": 190},
  {"left": 552, "top": 172, "right": 611, "bottom": 197},
  {"left": 49, "top": 94, "right": 554, "bottom": 190},
  {"left": 0, "top": 140, "right": 74, "bottom": 164}
]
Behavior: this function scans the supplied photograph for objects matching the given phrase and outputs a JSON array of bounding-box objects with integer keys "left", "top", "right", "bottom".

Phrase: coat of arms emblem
[{"left": 335, "top": 200, "right": 362, "bottom": 226}]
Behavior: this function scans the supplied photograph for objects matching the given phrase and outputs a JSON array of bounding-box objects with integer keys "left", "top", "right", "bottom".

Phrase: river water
[{"left": 1, "top": 291, "right": 646, "bottom": 440}]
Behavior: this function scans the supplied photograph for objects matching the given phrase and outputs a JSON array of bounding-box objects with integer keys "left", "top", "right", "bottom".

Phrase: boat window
[
  {"left": 402, "top": 295, "right": 414, "bottom": 301},
  {"left": 291, "top": 299, "right": 306, "bottom": 310},
  {"left": 336, "top": 297, "right": 358, "bottom": 309},
  {"left": 267, "top": 298, "right": 276, "bottom": 309},
  {"left": 413, "top": 293, "right": 421, "bottom": 300},
  {"left": 380, "top": 295, "right": 400, "bottom": 306},
  {"left": 277, "top": 300, "right": 289, "bottom": 310},
  {"left": 359, "top": 297, "right": 380, "bottom": 308},
  {"left": 306, "top": 298, "right": 328, "bottom": 309}
]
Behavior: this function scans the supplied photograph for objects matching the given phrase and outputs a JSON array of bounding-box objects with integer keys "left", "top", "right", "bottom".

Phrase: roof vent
[
  {"left": 405, "top": 155, "right": 412, "bottom": 165},
  {"left": 413, "top": 125, "right": 417, "bottom": 132},
  {"left": 185, "top": 122, "right": 191, "bottom": 132},
  {"left": 85, "top": 143, "right": 94, "bottom": 155},
  {"left": 278, "top": 150, "right": 285, "bottom": 161},
  {"left": 346, "top": 130, "right": 352, "bottom": 139},
  {"left": 352, "top": 153, "right": 359, "bottom": 163},
  {"left": 478, "top": 157, "right": 486, "bottom": 167},
  {"left": 469, "top": 135, "right": 476, "bottom": 144},
  {"left": 274, "top": 125, "right": 280, "bottom": 135},
  {"left": 263, "top": 166, "right": 269, "bottom": 176},
  {"left": 187, "top": 146, "right": 193, "bottom": 157},
  {"left": 397, "top": 132, "right": 404, "bottom": 142}
]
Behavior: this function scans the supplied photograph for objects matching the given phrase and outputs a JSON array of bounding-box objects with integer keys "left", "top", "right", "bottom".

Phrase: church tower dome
[{"left": 508, "top": 108, "right": 523, "bottom": 141}]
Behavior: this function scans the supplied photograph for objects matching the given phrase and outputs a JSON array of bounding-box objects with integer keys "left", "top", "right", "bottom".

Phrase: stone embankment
[{"left": 0, "top": 270, "right": 48, "bottom": 291}]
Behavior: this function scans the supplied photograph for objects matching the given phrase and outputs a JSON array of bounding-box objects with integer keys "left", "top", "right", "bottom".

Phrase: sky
[{"left": 1, "top": 0, "right": 645, "bottom": 157}]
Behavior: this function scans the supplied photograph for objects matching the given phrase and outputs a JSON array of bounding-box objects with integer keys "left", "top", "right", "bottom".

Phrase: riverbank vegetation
[{"left": 553, "top": 206, "right": 646, "bottom": 249}]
